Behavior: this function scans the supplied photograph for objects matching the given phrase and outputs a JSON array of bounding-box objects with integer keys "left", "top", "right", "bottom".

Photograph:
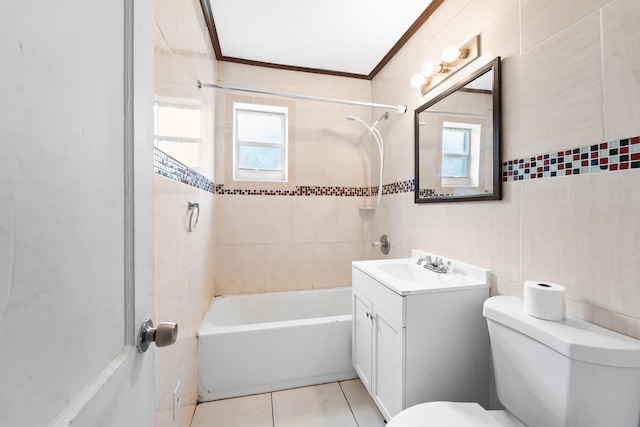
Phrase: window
[
  {"left": 441, "top": 121, "right": 481, "bottom": 187},
  {"left": 441, "top": 127, "right": 471, "bottom": 178},
  {"left": 233, "top": 102, "right": 288, "bottom": 182},
  {"left": 154, "top": 97, "right": 203, "bottom": 169}
]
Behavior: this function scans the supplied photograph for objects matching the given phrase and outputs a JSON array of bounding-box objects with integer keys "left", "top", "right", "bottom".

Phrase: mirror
[{"left": 415, "top": 57, "right": 501, "bottom": 203}]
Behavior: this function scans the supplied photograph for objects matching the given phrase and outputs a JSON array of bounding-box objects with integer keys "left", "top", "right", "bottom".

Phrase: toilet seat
[{"left": 386, "top": 402, "right": 506, "bottom": 427}]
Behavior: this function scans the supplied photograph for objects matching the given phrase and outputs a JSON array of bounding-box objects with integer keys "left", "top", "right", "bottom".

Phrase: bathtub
[{"left": 197, "top": 287, "right": 357, "bottom": 402}]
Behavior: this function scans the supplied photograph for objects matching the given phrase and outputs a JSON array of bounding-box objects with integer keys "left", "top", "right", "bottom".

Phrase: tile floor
[{"left": 190, "top": 379, "right": 386, "bottom": 427}]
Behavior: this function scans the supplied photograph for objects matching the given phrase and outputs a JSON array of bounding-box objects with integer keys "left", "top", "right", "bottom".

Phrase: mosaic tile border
[
  {"left": 153, "top": 148, "right": 214, "bottom": 193},
  {"left": 153, "top": 147, "right": 415, "bottom": 197},
  {"left": 503, "top": 136, "right": 640, "bottom": 182},
  {"left": 215, "top": 179, "right": 415, "bottom": 197},
  {"left": 156, "top": 135, "right": 640, "bottom": 197}
]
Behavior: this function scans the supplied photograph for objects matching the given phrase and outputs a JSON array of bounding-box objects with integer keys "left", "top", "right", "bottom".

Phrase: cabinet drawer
[{"left": 352, "top": 267, "right": 404, "bottom": 326}]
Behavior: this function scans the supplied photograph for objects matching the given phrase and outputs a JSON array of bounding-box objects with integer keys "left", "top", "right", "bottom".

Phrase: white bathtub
[{"left": 197, "top": 287, "right": 357, "bottom": 402}]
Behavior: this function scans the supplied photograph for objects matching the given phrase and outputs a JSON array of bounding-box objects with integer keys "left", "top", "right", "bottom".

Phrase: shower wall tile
[
  {"left": 312, "top": 242, "right": 370, "bottom": 288},
  {"left": 215, "top": 245, "right": 266, "bottom": 295},
  {"left": 335, "top": 197, "right": 371, "bottom": 243},
  {"left": 290, "top": 196, "right": 371, "bottom": 244},
  {"left": 369, "top": 192, "right": 410, "bottom": 260},
  {"left": 266, "top": 244, "right": 315, "bottom": 292},
  {"left": 216, "top": 61, "right": 372, "bottom": 190},
  {"left": 387, "top": 120, "right": 414, "bottom": 183},
  {"left": 241, "top": 195, "right": 292, "bottom": 245},
  {"left": 292, "top": 197, "right": 340, "bottom": 243},
  {"left": 215, "top": 194, "right": 243, "bottom": 245},
  {"left": 214, "top": 61, "right": 375, "bottom": 294}
]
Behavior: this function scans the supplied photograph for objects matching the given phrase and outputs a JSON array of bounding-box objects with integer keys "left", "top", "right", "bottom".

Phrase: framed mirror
[{"left": 415, "top": 57, "right": 501, "bottom": 203}]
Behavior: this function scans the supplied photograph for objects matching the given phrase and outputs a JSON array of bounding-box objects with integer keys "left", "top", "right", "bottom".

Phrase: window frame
[{"left": 232, "top": 102, "right": 288, "bottom": 182}]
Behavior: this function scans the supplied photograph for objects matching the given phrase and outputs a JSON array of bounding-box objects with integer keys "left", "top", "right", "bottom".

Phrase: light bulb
[
  {"left": 410, "top": 73, "right": 425, "bottom": 88},
  {"left": 420, "top": 61, "right": 434, "bottom": 77},
  {"left": 442, "top": 44, "right": 461, "bottom": 63}
]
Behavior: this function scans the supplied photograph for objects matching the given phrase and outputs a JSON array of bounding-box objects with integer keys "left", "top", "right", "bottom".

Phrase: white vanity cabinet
[
  {"left": 352, "top": 253, "right": 490, "bottom": 421},
  {"left": 352, "top": 285, "right": 405, "bottom": 418}
]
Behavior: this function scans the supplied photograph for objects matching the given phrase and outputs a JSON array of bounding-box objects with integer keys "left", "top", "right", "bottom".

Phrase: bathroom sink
[
  {"left": 352, "top": 250, "right": 490, "bottom": 295},
  {"left": 377, "top": 262, "right": 449, "bottom": 282}
]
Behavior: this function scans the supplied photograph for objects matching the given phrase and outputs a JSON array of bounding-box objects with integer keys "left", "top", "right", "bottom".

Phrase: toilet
[{"left": 387, "top": 296, "right": 640, "bottom": 427}]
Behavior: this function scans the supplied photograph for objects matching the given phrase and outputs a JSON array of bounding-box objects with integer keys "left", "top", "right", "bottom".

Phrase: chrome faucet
[{"left": 417, "top": 255, "right": 451, "bottom": 274}]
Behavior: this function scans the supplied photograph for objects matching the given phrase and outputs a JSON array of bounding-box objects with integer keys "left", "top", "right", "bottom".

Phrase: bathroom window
[
  {"left": 441, "top": 127, "right": 470, "bottom": 178},
  {"left": 154, "top": 97, "right": 203, "bottom": 169},
  {"left": 441, "top": 122, "right": 481, "bottom": 187},
  {"left": 233, "top": 102, "right": 288, "bottom": 182}
]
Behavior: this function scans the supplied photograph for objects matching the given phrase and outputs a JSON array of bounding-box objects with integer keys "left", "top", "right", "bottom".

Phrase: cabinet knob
[{"left": 366, "top": 312, "right": 373, "bottom": 319}]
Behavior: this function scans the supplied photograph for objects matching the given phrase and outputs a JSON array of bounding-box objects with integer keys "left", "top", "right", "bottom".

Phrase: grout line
[
  {"left": 270, "top": 392, "right": 275, "bottom": 427},
  {"left": 338, "top": 381, "right": 360, "bottom": 426}
]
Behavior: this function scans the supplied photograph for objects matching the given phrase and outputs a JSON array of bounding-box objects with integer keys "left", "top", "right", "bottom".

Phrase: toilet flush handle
[{"left": 136, "top": 318, "right": 178, "bottom": 353}]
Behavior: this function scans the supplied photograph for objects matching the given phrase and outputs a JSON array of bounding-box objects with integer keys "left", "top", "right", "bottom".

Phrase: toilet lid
[{"left": 386, "top": 402, "right": 504, "bottom": 427}]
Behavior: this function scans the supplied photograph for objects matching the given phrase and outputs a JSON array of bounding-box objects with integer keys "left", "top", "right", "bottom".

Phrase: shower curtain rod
[{"left": 197, "top": 81, "right": 407, "bottom": 114}]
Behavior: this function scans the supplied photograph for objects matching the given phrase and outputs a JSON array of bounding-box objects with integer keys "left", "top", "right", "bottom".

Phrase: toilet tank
[{"left": 483, "top": 296, "right": 640, "bottom": 427}]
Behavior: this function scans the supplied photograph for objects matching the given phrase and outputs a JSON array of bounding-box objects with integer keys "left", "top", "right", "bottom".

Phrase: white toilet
[{"left": 387, "top": 296, "right": 640, "bottom": 427}]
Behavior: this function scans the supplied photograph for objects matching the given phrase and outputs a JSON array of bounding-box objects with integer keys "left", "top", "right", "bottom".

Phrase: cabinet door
[
  {"left": 352, "top": 289, "right": 373, "bottom": 393},
  {"left": 373, "top": 308, "right": 404, "bottom": 420}
]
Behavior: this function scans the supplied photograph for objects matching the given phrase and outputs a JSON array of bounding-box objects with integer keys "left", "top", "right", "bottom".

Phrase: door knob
[{"left": 137, "top": 318, "right": 178, "bottom": 353}]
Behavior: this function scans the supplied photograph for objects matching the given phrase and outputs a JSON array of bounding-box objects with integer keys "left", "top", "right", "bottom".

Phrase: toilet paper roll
[{"left": 523, "top": 281, "right": 566, "bottom": 321}]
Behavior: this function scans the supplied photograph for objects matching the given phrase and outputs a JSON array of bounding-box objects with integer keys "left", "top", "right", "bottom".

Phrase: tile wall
[
  {"left": 214, "top": 63, "right": 377, "bottom": 295},
  {"left": 154, "top": 0, "right": 640, "bottom": 423},
  {"left": 154, "top": 0, "right": 216, "bottom": 426},
  {"left": 369, "top": 0, "right": 640, "bottom": 340}
]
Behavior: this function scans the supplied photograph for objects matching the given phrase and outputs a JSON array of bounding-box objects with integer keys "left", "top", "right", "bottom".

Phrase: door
[
  {"left": 0, "top": 1, "right": 156, "bottom": 426},
  {"left": 352, "top": 289, "right": 373, "bottom": 393}
]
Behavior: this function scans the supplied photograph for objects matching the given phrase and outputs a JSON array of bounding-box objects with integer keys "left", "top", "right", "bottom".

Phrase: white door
[{"left": 0, "top": 1, "right": 156, "bottom": 426}]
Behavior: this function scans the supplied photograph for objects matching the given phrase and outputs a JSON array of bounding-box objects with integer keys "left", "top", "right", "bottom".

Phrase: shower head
[
  {"left": 345, "top": 113, "right": 386, "bottom": 205},
  {"left": 346, "top": 114, "right": 371, "bottom": 130}
]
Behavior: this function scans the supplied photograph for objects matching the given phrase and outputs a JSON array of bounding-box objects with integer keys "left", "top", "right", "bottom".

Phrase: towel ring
[{"left": 188, "top": 202, "right": 200, "bottom": 232}]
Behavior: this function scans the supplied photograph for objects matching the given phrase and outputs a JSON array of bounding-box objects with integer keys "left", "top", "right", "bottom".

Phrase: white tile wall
[
  {"left": 213, "top": 63, "right": 374, "bottom": 295},
  {"left": 154, "top": 0, "right": 216, "bottom": 425},
  {"left": 371, "top": 0, "right": 640, "bottom": 340},
  {"left": 154, "top": 1, "right": 640, "bottom": 425}
]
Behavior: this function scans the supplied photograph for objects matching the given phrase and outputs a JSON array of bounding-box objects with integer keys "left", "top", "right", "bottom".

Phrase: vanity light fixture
[{"left": 410, "top": 35, "right": 480, "bottom": 96}]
